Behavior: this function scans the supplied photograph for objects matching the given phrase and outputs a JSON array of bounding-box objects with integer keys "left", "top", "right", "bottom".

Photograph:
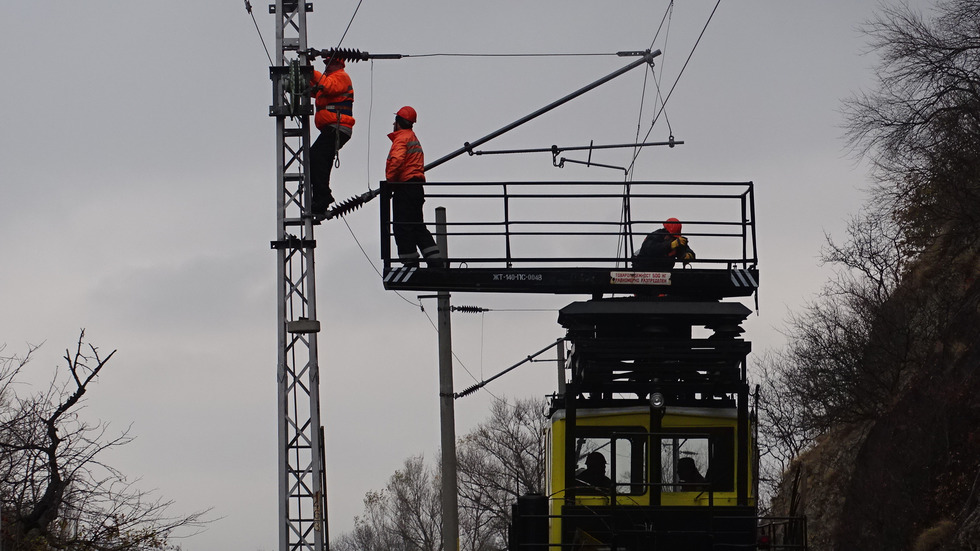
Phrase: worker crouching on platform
[
  {"left": 386, "top": 106, "right": 444, "bottom": 268},
  {"left": 310, "top": 57, "right": 354, "bottom": 217},
  {"left": 634, "top": 217, "right": 696, "bottom": 271}
]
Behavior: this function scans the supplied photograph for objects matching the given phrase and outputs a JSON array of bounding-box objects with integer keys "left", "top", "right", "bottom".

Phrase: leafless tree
[
  {"left": 843, "top": 0, "right": 980, "bottom": 249},
  {"left": 756, "top": 210, "right": 937, "bottom": 481},
  {"left": 456, "top": 397, "right": 547, "bottom": 551},
  {"left": 333, "top": 455, "right": 442, "bottom": 551},
  {"left": 761, "top": 0, "right": 980, "bottom": 461},
  {"left": 333, "top": 397, "right": 547, "bottom": 551},
  {"left": 0, "top": 331, "right": 208, "bottom": 551},
  {"left": 758, "top": 3, "right": 980, "bottom": 534},
  {"left": 755, "top": 352, "right": 820, "bottom": 507},
  {"left": 387, "top": 455, "right": 443, "bottom": 551}
]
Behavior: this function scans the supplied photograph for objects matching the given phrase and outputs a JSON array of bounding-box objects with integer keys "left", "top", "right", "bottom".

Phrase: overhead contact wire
[
  {"left": 335, "top": 0, "right": 364, "bottom": 47},
  {"left": 342, "top": 218, "right": 496, "bottom": 396},
  {"left": 655, "top": 2, "right": 675, "bottom": 138},
  {"left": 341, "top": 214, "right": 500, "bottom": 396},
  {"left": 404, "top": 52, "right": 619, "bottom": 58},
  {"left": 648, "top": 0, "right": 675, "bottom": 51},
  {"left": 243, "top": 0, "right": 274, "bottom": 65},
  {"left": 619, "top": 0, "right": 675, "bottom": 263},
  {"left": 628, "top": 0, "right": 721, "bottom": 175},
  {"left": 342, "top": 219, "right": 418, "bottom": 307},
  {"left": 366, "top": 60, "right": 374, "bottom": 190},
  {"left": 418, "top": 305, "right": 497, "bottom": 398}
]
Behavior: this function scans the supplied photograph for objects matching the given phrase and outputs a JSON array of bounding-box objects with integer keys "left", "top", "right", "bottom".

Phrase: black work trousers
[
  {"left": 392, "top": 182, "right": 437, "bottom": 259},
  {"left": 310, "top": 126, "right": 351, "bottom": 214}
]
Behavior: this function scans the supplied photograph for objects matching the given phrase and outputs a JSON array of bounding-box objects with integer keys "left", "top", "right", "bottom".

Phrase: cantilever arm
[{"left": 424, "top": 49, "right": 662, "bottom": 173}]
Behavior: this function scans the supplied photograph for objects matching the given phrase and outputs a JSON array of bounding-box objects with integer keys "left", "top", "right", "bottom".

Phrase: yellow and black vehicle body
[
  {"left": 510, "top": 298, "right": 761, "bottom": 551},
  {"left": 546, "top": 404, "right": 756, "bottom": 550}
]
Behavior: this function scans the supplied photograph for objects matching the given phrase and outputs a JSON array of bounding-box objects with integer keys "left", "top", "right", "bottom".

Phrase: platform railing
[{"left": 379, "top": 180, "right": 758, "bottom": 271}]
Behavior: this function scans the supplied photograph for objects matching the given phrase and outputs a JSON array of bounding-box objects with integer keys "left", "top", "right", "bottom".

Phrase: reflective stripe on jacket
[
  {"left": 310, "top": 68, "right": 355, "bottom": 130},
  {"left": 386, "top": 129, "right": 425, "bottom": 182}
]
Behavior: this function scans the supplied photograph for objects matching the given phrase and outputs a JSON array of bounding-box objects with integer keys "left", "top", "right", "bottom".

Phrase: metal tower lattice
[{"left": 269, "top": 2, "right": 326, "bottom": 551}]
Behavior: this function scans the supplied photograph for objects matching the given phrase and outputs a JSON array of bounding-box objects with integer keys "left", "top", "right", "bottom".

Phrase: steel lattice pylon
[{"left": 270, "top": 2, "right": 327, "bottom": 551}]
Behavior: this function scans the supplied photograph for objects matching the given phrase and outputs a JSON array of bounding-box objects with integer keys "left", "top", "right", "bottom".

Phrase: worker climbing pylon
[{"left": 309, "top": 56, "right": 354, "bottom": 218}]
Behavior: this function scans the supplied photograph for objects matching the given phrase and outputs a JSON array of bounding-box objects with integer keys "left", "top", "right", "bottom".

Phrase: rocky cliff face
[
  {"left": 771, "top": 422, "right": 872, "bottom": 550},
  {"left": 772, "top": 248, "right": 980, "bottom": 551}
]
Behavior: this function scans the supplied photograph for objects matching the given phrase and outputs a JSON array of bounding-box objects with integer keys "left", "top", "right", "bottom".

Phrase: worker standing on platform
[
  {"left": 634, "top": 217, "right": 695, "bottom": 271},
  {"left": 309, "top": 57, "right": 354, "bottom": 218},
  {"left": 386, "top": 106, "right": 443, "bottom": 268}
]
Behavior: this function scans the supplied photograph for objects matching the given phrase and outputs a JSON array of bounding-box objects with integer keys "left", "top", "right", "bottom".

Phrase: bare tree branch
[{"left": 0, "top": 331, "right": 210, "bottom": 550}]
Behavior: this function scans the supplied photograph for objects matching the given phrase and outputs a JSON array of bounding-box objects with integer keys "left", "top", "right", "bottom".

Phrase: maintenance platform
[{"left": 379, "top": 180, "right": 759, "bottom": 299}]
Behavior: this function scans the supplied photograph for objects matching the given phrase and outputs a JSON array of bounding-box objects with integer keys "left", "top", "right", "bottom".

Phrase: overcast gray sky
[{"left": 0, "top": 1, "right": 927, "bottom": 549}]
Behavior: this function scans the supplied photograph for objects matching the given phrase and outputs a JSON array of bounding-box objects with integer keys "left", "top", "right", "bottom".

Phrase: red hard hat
[
  {"left": 396, "top": 106, "right": 417, "bottom": 123},
  {"left": 664, "top": 217, "right": 682, "bottom": 235}
]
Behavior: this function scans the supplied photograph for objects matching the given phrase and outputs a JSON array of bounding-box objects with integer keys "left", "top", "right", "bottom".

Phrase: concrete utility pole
[
  {"left": 270, "top": 1, "right": 327, "bottom": 550},
  {"left": 435, "top": 207, "right": 459, "bottom": 551}
]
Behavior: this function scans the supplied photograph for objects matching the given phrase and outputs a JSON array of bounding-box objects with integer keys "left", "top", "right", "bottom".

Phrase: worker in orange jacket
[
  {"left": 309, "top": 57, "right": 354, "bottom": 217},
  {"left": 386, "top": 106, "right": 443, "bottom": 268}
]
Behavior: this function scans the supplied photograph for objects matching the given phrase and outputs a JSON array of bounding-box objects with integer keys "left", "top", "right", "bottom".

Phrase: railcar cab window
[
  {"left": 574, "top": 430, "right": 646, "bottom": 495},
  {"left": 660, "top": 428, "right": 734, "bottom": 492}
]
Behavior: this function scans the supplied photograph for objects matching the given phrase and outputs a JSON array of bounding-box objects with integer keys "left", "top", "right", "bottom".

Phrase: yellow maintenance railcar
[{"left": 510, "top": 299, "right": 763, "bottom": 551}]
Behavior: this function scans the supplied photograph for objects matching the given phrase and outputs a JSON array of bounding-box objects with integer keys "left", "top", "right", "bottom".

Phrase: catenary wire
[
  {"left": 334, "top": 0, "right": 364, "bottom": 49},
  {"left": 366, "top": 60, "right": 374, "bottom": 190},
  {"left": 341, "top": 218, "right": 418, "bottom": 307},
  {"left": 627, "top": 0, "right": 722, "bottom": 175},
  {"left": 243, "top": 0, "right": 274, "bottom": 65},
  {"left": 243, "top": 2, "right": 643, "bottom": 411},
  {"left": 418, "top": 303, "right": 499, "bottom": 399},
  {"left": 648, "top": 0, "right": 675, "bottom": 51},
  {"left": 342, "top": 216, "right": 495, "bottom": 393},
  {"left": 480, "top": 311, "right": 486, "bottom": 380},
  {"left": 654, "top": 5, "right": 675, "bottom": 138},
  {"left": 613, "top": 1, "right": 720, "bottom": 280},
  {"left": 616, "top": 1, "right": 674, "bottom": 263},
  {"left": 481, "top": 308, "right": 556, "bottom": 312},
  {"left": 328, "top": 11, "right": 709, "bottom": 405},
  {"left": 403, "top": 52, "right": 621, "bottom": 58},
  {"left": 342, "top": 217, "right": 557, "bottom": 400},
  {"left": 341, "top": 217, "right": 515, "bottom": 400}
]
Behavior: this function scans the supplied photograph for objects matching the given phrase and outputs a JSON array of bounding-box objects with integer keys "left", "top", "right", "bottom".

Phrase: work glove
[
  {"left": 670, "top": 236, "right": 688, "bottom": 249},
  {"left": 681, "top": 251, "right": 696, "bottom": 261}
]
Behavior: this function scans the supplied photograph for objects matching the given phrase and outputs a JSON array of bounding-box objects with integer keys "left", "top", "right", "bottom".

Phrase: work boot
[
  {"left": 311, "top": 191, "right": 335, "bottom": 217},
  {"left": 422, "top": 246, "right": 446, "bottom": 269},
  {"left": 425, "top": 257, "right": 447, "bottom": 269},
  {"left": 399, "top": 253, "right": 421, "bottom": 269}
]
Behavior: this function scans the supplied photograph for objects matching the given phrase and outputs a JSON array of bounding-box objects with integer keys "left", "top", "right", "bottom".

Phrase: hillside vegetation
[{"left": 763, "top": 1, "right": 980, "bottom": 549}]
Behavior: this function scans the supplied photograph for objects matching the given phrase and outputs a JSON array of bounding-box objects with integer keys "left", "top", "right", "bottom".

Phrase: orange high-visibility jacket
[
  {"left": 386, "top": 128, "right": 425, "bottom": 182},
  {"left": 310, "top": 68, "right": 355, "bottom": 131}
]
